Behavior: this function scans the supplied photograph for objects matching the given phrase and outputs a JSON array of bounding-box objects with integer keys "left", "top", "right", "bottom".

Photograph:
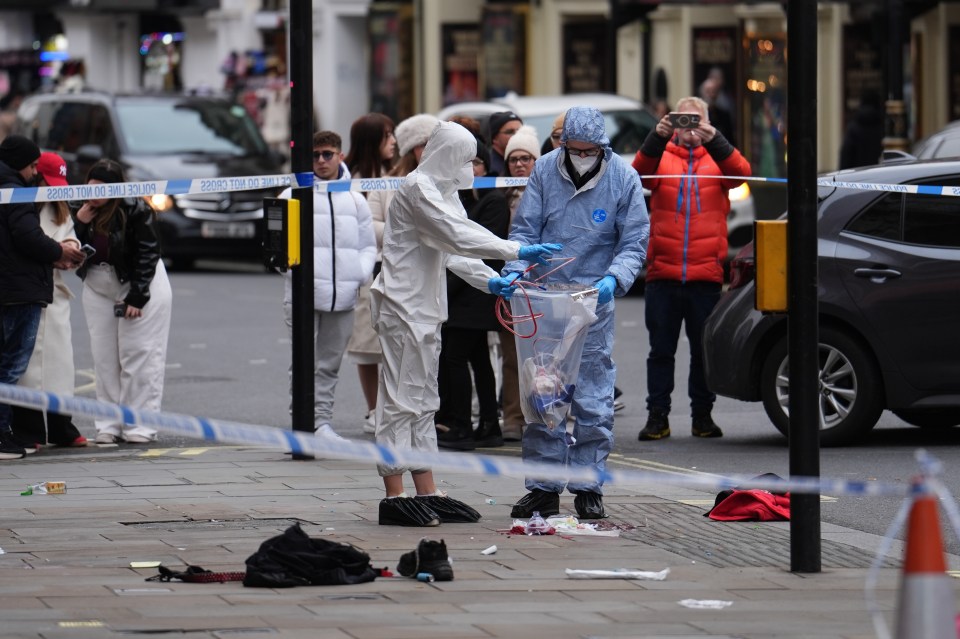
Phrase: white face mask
[
  {"left": 568, "top": 152, "right": 600, "bottom": 176},
  {"left": 454, "top": 163, "right": 475, "bottom": 190}
]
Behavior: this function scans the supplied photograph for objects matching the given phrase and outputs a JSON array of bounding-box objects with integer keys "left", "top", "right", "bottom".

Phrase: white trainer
[{"left": 314, "top": 423, "right": 346, "bottom": 441}]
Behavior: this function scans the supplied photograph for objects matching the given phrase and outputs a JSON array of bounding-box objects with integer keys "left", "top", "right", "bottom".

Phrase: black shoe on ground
[
  {"left": 414, "top": 494, "right": 481, "bottom": 523},
  {"left": 437, "top": 427, "right": 476, "bottom": 451},
  {"left": 692, "top": 413, "right": 724, "bottom": 438},
  {"left": 638, "top": 409, "right": 670, "bottom": 441},
  {"left": 397, "top": 538, "right": 454, "bottom": 581},
  {"left": 573, "top": 491, "right": 606, "bottom": 519},
  {"left": 0, "top": 430, "right": 26, "bottom": 460},
  {"left": 379, "top": 496, "right": 441, "bottom": 527},
  {"left": 510, "top": 489, "right": 560, "bottom": 518},
  {"left": 473, "top": 420, "right": 503, "bottom": 448}
]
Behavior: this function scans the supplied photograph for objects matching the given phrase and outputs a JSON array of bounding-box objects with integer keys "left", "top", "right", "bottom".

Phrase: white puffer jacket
[{"left": 280, "top": 166, "right": 377, "bottom": 312}]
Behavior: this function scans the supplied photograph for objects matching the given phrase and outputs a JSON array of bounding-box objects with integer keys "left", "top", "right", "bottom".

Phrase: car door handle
[{"left": 854, "top": 267, "right": 902, "bottom": 280}]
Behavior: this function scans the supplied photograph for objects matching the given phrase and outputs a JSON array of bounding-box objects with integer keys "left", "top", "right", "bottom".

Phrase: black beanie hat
[{"left": 0, "top": 135, "right": 41, "bottom": 171}]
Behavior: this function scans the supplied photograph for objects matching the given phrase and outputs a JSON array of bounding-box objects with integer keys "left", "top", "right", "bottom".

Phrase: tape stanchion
[{"left": 0, "top": 383, "right": 909, "bottom": 498}]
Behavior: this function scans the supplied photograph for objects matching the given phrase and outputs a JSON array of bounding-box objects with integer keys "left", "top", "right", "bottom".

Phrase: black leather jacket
[{"left": 73, "top": 197, "right": 162, "bottom": 309}]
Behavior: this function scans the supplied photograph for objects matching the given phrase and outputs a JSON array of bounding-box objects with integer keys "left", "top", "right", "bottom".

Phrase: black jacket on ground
[
  {"left": 445, "top": 189, "right": 511, "bottom": 330},
  {"left": 73, "top": 197, "right": 162, "bottom": 309},
  {"left": 0, "top": 161, "right": 62, "bottom": 305}
]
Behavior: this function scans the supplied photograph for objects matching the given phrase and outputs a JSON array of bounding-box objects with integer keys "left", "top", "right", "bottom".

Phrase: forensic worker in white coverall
[{"left": 370, "top": 120, "right": 561, "bottom": 527}]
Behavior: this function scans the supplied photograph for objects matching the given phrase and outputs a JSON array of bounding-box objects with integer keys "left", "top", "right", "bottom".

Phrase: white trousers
[
  {"left": 374, "top": 311, "right": 440, "bottom": 477},
  {"left": 282, "top": 303, "right": 355, "bottom": 427},
  {"left": 82, "top": 262, "right": 172, "bottom": 438}
]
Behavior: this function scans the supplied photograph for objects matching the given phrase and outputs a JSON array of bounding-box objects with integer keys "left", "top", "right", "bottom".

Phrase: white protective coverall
[{"left": 370, "top": 121, "right": 522, "bottom": 476}]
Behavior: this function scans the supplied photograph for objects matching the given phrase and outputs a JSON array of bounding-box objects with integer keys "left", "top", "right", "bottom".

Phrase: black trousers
[
  {"left": 12, "top": 405, "right": 83, "bottom": 446},
  {"left": 436, "top": 326, "right": 499, "bottom": 434}
]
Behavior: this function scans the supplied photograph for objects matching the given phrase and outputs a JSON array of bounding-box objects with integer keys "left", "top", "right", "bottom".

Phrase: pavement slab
[{"left": 0, "top": 445, "right": 944, "bottom": 638}]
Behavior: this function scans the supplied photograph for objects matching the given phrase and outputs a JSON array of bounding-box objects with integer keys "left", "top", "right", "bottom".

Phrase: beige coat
[{"left": 19, "top": 203, "right": 79, "bottom": 395}]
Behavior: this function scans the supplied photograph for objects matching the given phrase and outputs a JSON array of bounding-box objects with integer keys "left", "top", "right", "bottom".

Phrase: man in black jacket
[{"left": 0, "top": 135, "right": 85, "bottom": 459}]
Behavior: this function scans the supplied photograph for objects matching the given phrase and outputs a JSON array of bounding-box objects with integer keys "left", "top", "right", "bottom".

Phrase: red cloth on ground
[{"left": 706, "top": 489, "right": 791, "bottom": 521}]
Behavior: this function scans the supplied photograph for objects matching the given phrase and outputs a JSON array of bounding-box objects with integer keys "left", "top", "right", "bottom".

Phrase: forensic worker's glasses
[
  {"left": 565, "top": 145, "right": 602, "bottom": 158},
  {"left": 507, "top": 154, "right": 535, "bottom": 166},
  {"left": 313, "top": 150, "right": 337, "bottom": 161}
]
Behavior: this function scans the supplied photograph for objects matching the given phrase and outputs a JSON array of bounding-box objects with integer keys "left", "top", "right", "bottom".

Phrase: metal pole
[
  {"left": 787, "top": 0, "right": 821, "bottom": 573},
  {"left": 289, "top": 0, "right": 315, "bottom": 458}
]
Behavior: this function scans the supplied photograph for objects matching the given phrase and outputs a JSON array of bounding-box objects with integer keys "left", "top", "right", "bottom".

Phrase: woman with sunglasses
[{"left": 73, "top": 159, "right": 172, "bottom": 444}]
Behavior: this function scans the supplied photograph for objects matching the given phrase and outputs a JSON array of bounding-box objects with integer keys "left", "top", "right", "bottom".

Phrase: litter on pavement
[{"left": 565, "top": 568, "right": 670, "bottom": 580}]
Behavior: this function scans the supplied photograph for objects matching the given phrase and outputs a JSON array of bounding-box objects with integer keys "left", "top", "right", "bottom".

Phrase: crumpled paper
[{"left": 565, "top": 567, "right": 670, "bottom": 580}]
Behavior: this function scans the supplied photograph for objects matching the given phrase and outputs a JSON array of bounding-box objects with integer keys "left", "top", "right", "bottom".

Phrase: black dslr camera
[{"left": 668, "top": 112, "right": 701, "bottom": 129}]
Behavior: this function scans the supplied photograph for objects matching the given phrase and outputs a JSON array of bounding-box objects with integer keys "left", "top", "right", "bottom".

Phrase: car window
[
  {"left": 115, "top": 101, "right": 267, "bottom": 156},
  {"left": 46, "top": 102, "right": 93, "bottom": 154},
  {"left": 902, "top": 177, "right": 960, "bottom": 247},
  {"left": 517, "top": 108, "right": 654, "bottom": 156},
  {"left": 846, "top": 191, "right": 901, "bottom": 240},
  {"left": 846, "top": 176, "right": 960, "bottom": 247}
]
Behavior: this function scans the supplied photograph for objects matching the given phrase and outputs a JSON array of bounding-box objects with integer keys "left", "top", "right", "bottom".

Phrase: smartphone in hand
[{"left": 80, "top": 244, "right": 96, "bottom": 260}]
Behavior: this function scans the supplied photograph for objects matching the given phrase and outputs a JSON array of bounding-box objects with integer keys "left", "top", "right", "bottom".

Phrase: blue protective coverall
[{"left": 504, "top": 106, "right": 650, "bottom": 494}]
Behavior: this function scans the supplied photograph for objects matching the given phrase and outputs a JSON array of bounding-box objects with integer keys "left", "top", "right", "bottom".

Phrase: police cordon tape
[
  {"left": 0, "top": 381, "right": 913, "bottom": 499},
  {"left": 4, "top": 171, "right": 960, "bottom": 204}
]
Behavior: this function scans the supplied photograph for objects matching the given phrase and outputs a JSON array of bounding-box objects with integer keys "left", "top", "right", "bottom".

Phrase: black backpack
[{"left": 243, "top": 523, "right": 378, "bottom": 588}]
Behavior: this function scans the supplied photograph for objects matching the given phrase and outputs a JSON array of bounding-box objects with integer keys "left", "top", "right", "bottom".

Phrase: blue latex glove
[
  {"left": 488, "top": 272, "right": 522, "bottom": 300},
  {"left": 594, "top": 275, "right": 617, "bottom": 304},
  {"left": 517, "top": 243, "right": 563, "bottom": 266}
]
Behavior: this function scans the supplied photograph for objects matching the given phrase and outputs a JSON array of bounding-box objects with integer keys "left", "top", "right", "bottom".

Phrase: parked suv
[
  {"left": 438, "top": 92, "right": 756, "bottom": 263},
  {"left": 14, "top": 91, "right": 286, "bottom": 269}
]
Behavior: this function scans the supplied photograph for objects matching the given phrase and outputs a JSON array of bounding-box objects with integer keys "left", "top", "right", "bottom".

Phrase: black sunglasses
[{"left": 313, "top": 150, "right": 337, "bottom": 161}]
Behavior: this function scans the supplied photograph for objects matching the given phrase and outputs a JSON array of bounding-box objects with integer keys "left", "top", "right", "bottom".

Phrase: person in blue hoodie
[{"left": 504, "top": 106, "right": 649, "bottom": 520}]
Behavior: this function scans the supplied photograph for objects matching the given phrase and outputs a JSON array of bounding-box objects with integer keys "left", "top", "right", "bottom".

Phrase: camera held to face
[{"left": 668, "top": 112, "right": 701, "bottom": 129}]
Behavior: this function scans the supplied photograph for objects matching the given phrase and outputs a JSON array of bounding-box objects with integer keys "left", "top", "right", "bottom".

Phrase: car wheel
[
  {"left": 892, "top": 409, "right": 960, "bottom": 429},
  {"left": 760, "top": 327, "right": 884, "bottom": 446}
]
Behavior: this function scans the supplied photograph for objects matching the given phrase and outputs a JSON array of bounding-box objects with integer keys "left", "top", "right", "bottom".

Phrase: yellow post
[
  {"left": 754, "top": 220, "right": 788, "bottom": 313},
  {"left": 287, "top": 198, "right": 300, "bottom": 268}
]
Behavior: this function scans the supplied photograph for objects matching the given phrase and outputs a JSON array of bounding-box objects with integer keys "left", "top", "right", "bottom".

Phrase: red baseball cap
[{"left": 37, "top": 152, "right": 68, "bottom": 187}]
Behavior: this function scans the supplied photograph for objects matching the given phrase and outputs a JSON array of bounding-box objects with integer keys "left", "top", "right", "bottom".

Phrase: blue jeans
[
  {"left": 645, "top": 280, "right": 721, "bottom": 415},
  {"left": 0, "top": 303, "right": 42, "bottom": 431}
]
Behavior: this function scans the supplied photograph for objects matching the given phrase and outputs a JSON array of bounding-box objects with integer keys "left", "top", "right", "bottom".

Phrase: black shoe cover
[
  {"left": 574, "top": 491, "right": 606, "bottom": 519},
  {"left": 510, "top": 489, "right": 560, "bottom": 518},
  {"left": 415, "top": 495, "right": 481, "bottom": 523},
  {"left": 379, "top": 497, "right": 441, "bottom": 527},
  {"left": 397, "top": 538, "right": 454, "bottom": 581}
]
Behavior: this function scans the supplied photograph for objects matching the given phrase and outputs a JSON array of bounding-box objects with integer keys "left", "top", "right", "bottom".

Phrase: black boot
[
  {"left": 414, "top": 494, "right": 481, "bottom": 523},
  {"left": 437, "top": 426, "right": 476, "bottom": 451},
  {"left": 638, "top": 408, "right": 670, "bottom": 441},
  {"left": 397, "top": 538, "right": 454, "bottom": 581},
  {"left": 510, "top": 489, "right": 560, "bottom": 518},
  {"left": 692, "top": 412, "right": 724, "bottom": 438},
  {"left": 573, "top": 491, "right": 606, "bottom": 519},
  {"left": 473, "top": 420, "right": 503, "bottom": 448}
]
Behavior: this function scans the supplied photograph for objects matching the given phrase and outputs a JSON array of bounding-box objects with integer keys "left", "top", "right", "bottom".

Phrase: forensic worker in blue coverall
[{"left": 504, "top": 106, "right": 649, "bottom": 520}]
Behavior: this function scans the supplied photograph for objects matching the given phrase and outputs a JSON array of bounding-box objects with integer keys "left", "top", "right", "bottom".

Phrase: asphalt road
[{"left": 61, "top": 259, "right": 960, "bottom": 554}]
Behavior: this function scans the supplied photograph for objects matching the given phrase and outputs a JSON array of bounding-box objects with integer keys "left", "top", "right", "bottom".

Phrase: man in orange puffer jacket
[{"left": 631, "top": 96, "right": 751, "bottom": 442}]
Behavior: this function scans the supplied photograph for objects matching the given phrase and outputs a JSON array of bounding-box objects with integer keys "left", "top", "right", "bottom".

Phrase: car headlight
[
  {"left": 145, "top": 194, "right": 174, "bottom": 212},
  {"left": 728, "top": 182, "right": 751, "bottom": 202}
]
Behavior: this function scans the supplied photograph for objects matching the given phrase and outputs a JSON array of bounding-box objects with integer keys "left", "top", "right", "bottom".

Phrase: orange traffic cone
[{"left": 895, "top": 493, "right": 956, "bottom": 639}]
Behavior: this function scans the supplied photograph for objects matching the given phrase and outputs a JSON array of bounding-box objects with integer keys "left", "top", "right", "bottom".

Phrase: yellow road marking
[
  {"left": 179, "top": 448, "right": 209, "bottom": 456},
  {"left": 138, "top": 449, "right": 173, "bottom": 457}
]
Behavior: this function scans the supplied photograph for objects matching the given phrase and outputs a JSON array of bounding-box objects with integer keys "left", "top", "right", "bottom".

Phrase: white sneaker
[
  {"left": 363, "top": 412, "right": 376, "bottom": 434},
  {"left": 94, "top": 432, "right": 120, "bottom": 445},
  {"left": 314, "top": 423, "right": 346, "bottom": 441}
]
